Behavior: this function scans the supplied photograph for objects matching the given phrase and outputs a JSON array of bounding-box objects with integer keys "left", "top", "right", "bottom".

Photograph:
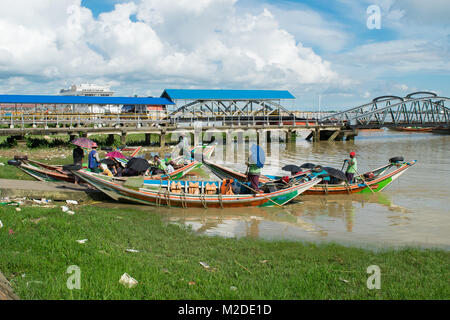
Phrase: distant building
[
  {"left": 59, "top": 84, "right": 114, "bottom": 97},
  {"left": 59, "top": 84, "right": 119, "bottom": 113}
]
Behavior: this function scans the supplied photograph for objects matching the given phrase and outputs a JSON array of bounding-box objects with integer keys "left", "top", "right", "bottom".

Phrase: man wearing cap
[
  {"left": 345, "top": 152, "right": 357, "bottom": 183},
  {"left": 88, "top": 145, "right": 101, "bottom": 173}
]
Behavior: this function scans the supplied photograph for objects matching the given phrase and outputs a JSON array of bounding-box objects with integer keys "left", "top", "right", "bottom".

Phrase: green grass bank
[{"left": 0, "top": 205, "right": 448, "bottom": 300}]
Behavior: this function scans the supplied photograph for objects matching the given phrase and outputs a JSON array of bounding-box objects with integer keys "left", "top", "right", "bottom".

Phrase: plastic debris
[
  {"left": 66, "top": 200, "right": 78, "bottom": 205},
  {"left": 15, "top": 207, "right": 21, "bottom": 212},
  {"left": 61, "top": 206, "right": 69, "bottom": 212},
  {"left": 339, "top": 278, "right": 349, "bottom": 283},
  {"left": 199, "top": 261, "right": 210, "bottom": 269},
  {"left": 125, "top": 249, "right": 139, "bottom": 253},
  {"left": 67, "top": 211, "right": 75, "bottom": 215},
  {"left": 119, "top": 273, "right": 138, "bottom": 288},
  {"left": 188, "top": 281, "right": 196, "bottom": 286},
  {"left": 230, "top": 286, "right": 238, "bottom": 291},
  {"left": 76, "top": 239, "right": 88, "bottom": 244},
  {"left": 0, "top": 220, "right": 3, "bottom": 228},
  {"left": 26, "top": 281, "right": 43, "bottom": 287}
]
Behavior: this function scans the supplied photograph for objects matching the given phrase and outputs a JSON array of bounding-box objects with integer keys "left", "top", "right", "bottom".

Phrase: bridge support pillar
[
  {"left": 145, "top": 133, "right": 151, "bottom": 145},
  {"left": 266, "top": 130, "right": 271, "bottom": 143},
  {"left": 159, "top": 132, "right": 166, "bottom": 147},
  {"left": 107, "top": 134, "right": 115, "bottom": 146},
  {"left": 226, "top": 130, "right": 233, "bottom": 145},
  {"left": 313, "top": 129, "right": 320, "bottom": 142},
  {"left": 120, "top": 134, "right": 127, "bottom": 145},
  {"left": 286, "top": 129, "right": 294, "bottom": 143}
]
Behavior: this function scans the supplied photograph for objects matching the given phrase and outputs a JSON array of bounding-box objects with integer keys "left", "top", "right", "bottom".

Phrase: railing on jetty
[{"left": 0, "top": 112, "right": 330, "bottom": 130}]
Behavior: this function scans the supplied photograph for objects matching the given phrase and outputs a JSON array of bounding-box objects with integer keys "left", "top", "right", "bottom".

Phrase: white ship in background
[{"left": 59, "top": 84, "right": 120, "bottom": 113}]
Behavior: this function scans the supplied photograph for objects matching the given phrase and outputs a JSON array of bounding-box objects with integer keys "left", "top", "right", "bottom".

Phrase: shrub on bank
[
  {"left": 26, "top": 137, "right": 68, "bottom": 148},
  {"left": 0, "top": 136, "right": 18, "bottom": 148}
]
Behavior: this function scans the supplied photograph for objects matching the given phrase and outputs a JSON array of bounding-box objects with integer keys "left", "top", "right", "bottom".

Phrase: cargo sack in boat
[
  {"left": 205, "top": 183, "right": 217, "bottom": 195},
  {"left": 188, "top": 182, "right": 200, "bottom": 194},
  {"left": 170, "top": 181, "right": 182, "bottom": 193}
]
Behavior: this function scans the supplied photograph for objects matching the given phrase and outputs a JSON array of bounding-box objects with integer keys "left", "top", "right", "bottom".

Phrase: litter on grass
[{"left": 119, "top": 273, "right": 138, "bottom": 288}]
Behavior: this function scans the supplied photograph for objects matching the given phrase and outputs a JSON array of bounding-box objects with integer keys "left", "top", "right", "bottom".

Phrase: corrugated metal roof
[
  {"left": 161, "top": 89, "right": 295, "bottom": 101},
  {"left": 0, "top": 95, "right": 174, "bottom": 105}
]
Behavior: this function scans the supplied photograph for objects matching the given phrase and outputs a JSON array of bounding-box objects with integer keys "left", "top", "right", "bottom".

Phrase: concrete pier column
[
  {"left": 226, "top": 130, "right": 233, "bottom": 145},
  {"left": 107, "top": 134, "right": 115, "bottom": 145},
  {"left": 120, "top": 134, "right": 127, "bottom": 145},
  {"left": 266, "top": 130, "right": 271, "bottom": 143},
  {"left": 314, "top": 129, "right": 320, "bottom": 142},
  {"left": 159, "top": 132, "right": 166, "bottom": 147},
  {"left": 286, "top": 130, "right": 294, "bottom": 143},
  {"left": 145, "top": 133, "right": 151, "bottom": 145}
]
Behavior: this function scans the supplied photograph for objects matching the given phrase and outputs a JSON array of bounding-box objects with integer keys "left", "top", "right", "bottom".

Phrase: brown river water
[{"left": 100, "top": 129, "right": 450, "bottom": 250}]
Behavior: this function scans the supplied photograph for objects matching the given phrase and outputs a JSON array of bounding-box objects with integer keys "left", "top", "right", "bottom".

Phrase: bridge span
[{"left": 0, "top": 91, "right": 448, "bottom": 143}]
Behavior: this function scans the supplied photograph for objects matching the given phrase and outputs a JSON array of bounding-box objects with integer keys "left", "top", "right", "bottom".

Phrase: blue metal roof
[
  {"left": 0, "top": 95, "right": 174, "bottom": 105},
  {"left": 161, "top": 89, "right": 295, "bottom": 101}
]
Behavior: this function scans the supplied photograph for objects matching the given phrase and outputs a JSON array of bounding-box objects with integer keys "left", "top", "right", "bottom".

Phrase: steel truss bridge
[
  {"left": 0, "top": 91, "right": 448, "bottom": 142},
  {"left": 319, "top": 92, "right": 450, "bottom": 129}
]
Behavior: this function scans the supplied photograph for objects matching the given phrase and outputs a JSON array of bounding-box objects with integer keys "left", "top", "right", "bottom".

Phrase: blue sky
[{"left": 0, "top": 0, "right": 449, "bottom": 110}]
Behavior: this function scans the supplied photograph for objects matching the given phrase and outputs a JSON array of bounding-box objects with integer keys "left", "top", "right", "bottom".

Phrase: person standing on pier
[
  {"left": 73, "top": 146, "right": 84, "bottom": 167},
  {"left": 72, "top": 145, "right": 84, "bottom": 184},
  {"left": 345, "top": 151, "right": 357, "bottom": 183},
  {"left": 88, "top": 145, "right": 101, "bottom": 173}
]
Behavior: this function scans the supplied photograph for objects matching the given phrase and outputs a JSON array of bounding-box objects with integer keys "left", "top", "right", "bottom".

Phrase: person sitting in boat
[
  {"left": 151, "top": 155, "right": 168, "bottom": 175},
  {"left": 110, "top": 160, "right": 123, "bottom": 177},
  {"left": 100, "top": 163, "right": 114, "bottom": 177},
  {"left": 88, "top": 145, "right": 101, "bottom": 173},
  {"left": 166, "top": 162, "right": 175, "bottom": 174},
  {"left": 344, "top": 151, "right": 357, "bottom": 183}
]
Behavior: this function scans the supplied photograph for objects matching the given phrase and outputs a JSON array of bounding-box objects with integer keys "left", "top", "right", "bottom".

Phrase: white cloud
[{"left": 0, "top": 0, "right": 341, "bottom": 96}]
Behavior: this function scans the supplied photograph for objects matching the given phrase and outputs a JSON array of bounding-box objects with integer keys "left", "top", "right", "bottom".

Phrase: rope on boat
[
  {"left": 165, "top": 190, "right": 171, "bottom": 207},
  {"left": 180, "top": 191, "right": 187, "bottom": 208},
  {"left": 218, "top": 193, "right": 224, "bottom": 209},
  {"left": 201, "top": 193, "right": 207, "bottom": 209},
  {"left": 345, "top": 182, "right": 351, "bottom": 194}
]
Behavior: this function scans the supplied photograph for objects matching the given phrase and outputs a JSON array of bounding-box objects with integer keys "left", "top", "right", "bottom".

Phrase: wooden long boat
[
  {"left": 431, "top": 127, "right": 450, "bottom": 135},
  {"left": 389, "top": 127, "right": 433, "bottom": 132},
  {"left": 203, "top": 159, "right": 416, "bottom": 195},
  {"left": 70, "top": 169, "right": 322, "bottom": 208},
  {"left": 10, "top": 143, "right": 216, "bottom": 183}
]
